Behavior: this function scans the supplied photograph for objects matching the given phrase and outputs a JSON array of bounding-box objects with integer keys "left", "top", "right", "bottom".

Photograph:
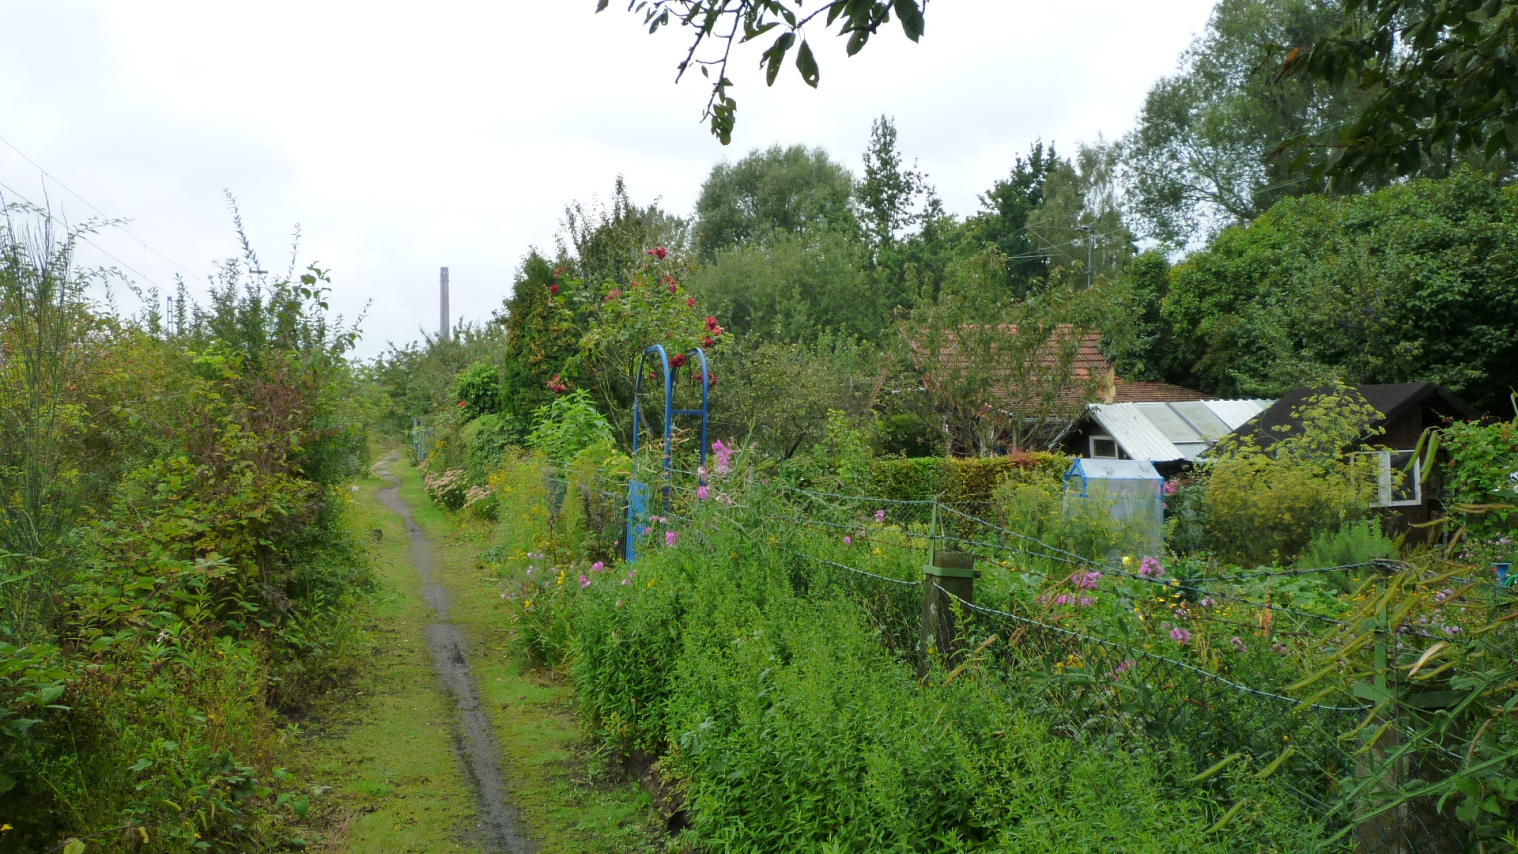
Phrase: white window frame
[
  {"left": 1089, "top": 435, "right": 1121, "bottom": 459},
  {"left": 1360, "top": 450, "right": 1422, "bottom": 507}
]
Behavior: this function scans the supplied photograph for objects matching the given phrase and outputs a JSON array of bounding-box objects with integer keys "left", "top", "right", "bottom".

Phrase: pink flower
[
  {"left": 1055, "top": 594, "right": 1070, "bottom": 606},
  {"left": 874, "top": 509, "right": 886, "bottom": 523},
  {"left": 1079, "top": 596, "right": 1094, "bottom": 608},
  {"left": 1073, "top": 570, "right": 1102, "bottom": 590},
  {"left": 1199, "top": 597, "right": 1216, "bottom": 607},
  {"left": 1138, "top": 557, "right": 1164, "bottom": 578},
  {"left": 1170, "top": 627, "right": 1191, "bottom": 645},
  {"left": 843, "top": 535, "right": 852, "bottom": 546},
  {"left": 1163, "top": 480, "right": 1178, "bottom": 495},
  {"left": 687, "top": 296, "right": 696, "bottom": 307},
  {"left": 697, "top": 485, "right": 709, "bottom": 500},
  {"left": 665, "top": 530, "right": 678, "bottom": 547},
  {"left": 642, "top": 526, "right": 652, "bottom": 537},
  {"left": 579, "top": 574, "right": 590, "bottom": 588},
  {"left": 1230, "top": 636, "right": 1246, "bottom": 652},
  {"left": 592, "top": 561, "right": 604, "bottom": 572}
]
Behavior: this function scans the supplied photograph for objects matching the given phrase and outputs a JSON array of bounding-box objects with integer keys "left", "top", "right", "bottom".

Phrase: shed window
[
  {"left": 1358, "top": 451, "right": 1421, "bottom": 507},
  {"left": 1090, "top": 435, "right": 1122, "bottom": 459}
]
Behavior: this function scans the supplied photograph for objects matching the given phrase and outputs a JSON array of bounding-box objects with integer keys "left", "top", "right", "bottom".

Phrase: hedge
[{"left": 870, "top": 452, "right": 1069, "bottom": 506}]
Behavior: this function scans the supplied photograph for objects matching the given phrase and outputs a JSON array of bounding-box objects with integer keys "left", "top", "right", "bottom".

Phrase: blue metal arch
[{"left": 626, "top": 344, "right": 710, "bottom": 562}]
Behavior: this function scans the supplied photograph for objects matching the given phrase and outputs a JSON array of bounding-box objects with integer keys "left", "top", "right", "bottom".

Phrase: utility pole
[
  {"left": 1074, "top": 225, "right": 1093, "bottom": 289},
  {"left": 439, "top": 266, "right": 450, "bottom": 341}
]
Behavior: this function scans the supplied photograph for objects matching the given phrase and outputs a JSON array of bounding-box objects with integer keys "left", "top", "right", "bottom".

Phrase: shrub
[
  {"left": 526, "top": 389, "right": 615, "bottom": 467},
  {"left": 461, "top": 411, "right": 523, "bottom": 484},
  {"left": 1298, "top": 518, "right": 1398, "bottom": 568},
  {"left": 870, "top": 453, "right": 1068, "bottom": 506},
  {"left": 453, "top": 360, "right": 504, "bottom": 420},
  {"left": 1202, "top": 384, "right": 1381, "bottom": 566}
]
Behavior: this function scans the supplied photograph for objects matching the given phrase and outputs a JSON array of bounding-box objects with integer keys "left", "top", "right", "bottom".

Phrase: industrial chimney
[{"left": 439, "top": 266, "right": 450, "bottom": 341}]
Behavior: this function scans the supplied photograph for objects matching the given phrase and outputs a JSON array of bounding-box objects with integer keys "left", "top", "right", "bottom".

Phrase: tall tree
[
  {"left": 857, "top": 116, "right": 929, "bottom": 249},
  {"left": 685, "top": 229, "right": 881, "bottom": 342},
  {"left": 1121, "top": 0, "right": 1373, "bottom": 248},
  {"left": 960, "top": 141, "right": 1065, "bottom": 296},
  {"left": 1163, "top": 169, "right": 1518, "bottom": 411},
  {"left": 1281, "top": 0, "right": 1518, "bottom": 183},
  {"left": 1024, "top": 140, "right": 1135, "bottom": 287},
  {"left": 562, "top": 176, "right": 690, "bottom": 286},
  {"left": 692, "top": 145, "right": 857, "bottom": 259}
]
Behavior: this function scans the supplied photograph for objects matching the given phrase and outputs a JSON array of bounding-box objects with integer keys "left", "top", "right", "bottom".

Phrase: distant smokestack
[{"left": 439, "top": 267, "right": 450, "bottom": 341}]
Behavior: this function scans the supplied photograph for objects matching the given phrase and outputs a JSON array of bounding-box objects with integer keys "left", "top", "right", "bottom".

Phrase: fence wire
[{"left": 541, "top": 469, "right": 1495, "bottom": 853}]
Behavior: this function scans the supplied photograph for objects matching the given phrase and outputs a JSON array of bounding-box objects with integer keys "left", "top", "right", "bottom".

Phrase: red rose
[
  {"left": 702, "top": 336, "right": 714, "bottom": 347},
  {"left": 669, "top": 353, "right": 687, "bottom": 368},
  {"left": 553, "top": 266, "right": 565, "bottom": 278},
  {"left": 705, "top": 316, "right": 718, "bottom": 332},
  {"left": 668, "top": 282, "right": 678, "bottom": 294},
  {"left": 458, "top": 400, "right": 466, "bottom": 408},
  {"left": 549, "top": 284, "right": 559, "bottom": 295},
  {"left": 654, "top": 246, "right": 668, "bottom": 260},
  {"left": 546, "top": 374, "right": 568, "bottom": 394},
  {"left": 687, "top": 297, "right": 696, "bottom": 308}
]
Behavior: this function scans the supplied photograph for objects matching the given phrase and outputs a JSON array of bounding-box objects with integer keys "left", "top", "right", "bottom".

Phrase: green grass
[
  {"left": 294, "top": 455, "right": 658, "bottom": 853},
  {"left": 294, "top": 467, "right": 479, "bottom": 853},
  {"left": 391, "top": 457, "right": 661, "bottom": 853}
]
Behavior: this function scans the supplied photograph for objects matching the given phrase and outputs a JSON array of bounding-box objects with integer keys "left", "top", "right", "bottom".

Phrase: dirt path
[{"left": 374, "top": 454, "right": 533, "bottom": 854}]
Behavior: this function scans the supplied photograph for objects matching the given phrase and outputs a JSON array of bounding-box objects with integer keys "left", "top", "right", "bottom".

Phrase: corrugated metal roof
[
  {"left": 1206, "top": 399, "right": 1275, "bottom": 431},
  {"left": 1089, "top": 399, "right": 1274, "bottom": 463},
  {"left": 1091, "top": 404, "right": 1185, "bottom": 462}
]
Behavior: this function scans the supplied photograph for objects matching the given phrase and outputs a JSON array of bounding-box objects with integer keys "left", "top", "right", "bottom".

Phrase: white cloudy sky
[{"left": 0, "top": 1, "right": 1216, "bottom": 358}]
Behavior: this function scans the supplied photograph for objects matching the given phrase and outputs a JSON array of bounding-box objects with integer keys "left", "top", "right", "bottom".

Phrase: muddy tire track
[{"left": 375, "top": 454, "right": 532, "bottom": 854}]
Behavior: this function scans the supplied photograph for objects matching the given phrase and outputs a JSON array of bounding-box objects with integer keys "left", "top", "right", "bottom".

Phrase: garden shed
[
  {"left": 1063, "top": 458, "right": 1165, "bottom": 555},
  {"left": 1225, "top": 382, "right": 1483, "bottom": 538}
]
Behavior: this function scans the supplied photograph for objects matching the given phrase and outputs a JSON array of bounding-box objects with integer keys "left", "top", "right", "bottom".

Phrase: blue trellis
[{"left": 626, "top": 344, "right": 710, "bottom": 562}]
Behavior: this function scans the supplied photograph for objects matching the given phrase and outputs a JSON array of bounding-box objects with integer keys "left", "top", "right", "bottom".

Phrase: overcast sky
[{"left": 0, "top": 1, "right": 1216, "bottom": 359}]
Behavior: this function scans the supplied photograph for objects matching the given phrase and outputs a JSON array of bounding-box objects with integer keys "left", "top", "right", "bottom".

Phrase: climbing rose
[
  {"left": 687, "top": 297, "right": 696, "bottom": 307},
  {"left": 549, "top": 283, "right": 559, "bottom": 295},
  {"left": 669, "top": 353, "right": 687, "bottom": 368},
  {"left": 702, "top": 336, "right": 714, "bottom": 347},
  {"left": 647, "top": 246, "right": 668, "bottom": 259}
]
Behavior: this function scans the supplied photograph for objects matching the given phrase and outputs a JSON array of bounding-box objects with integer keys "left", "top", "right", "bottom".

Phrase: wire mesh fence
[{"left": 524, "top": 466, "right": 1499, "bottom": 853}]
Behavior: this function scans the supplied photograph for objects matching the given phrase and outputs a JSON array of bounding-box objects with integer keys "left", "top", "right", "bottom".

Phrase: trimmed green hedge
[{"left": 870, "top": 453, "right": 1069, "bottom": 505}]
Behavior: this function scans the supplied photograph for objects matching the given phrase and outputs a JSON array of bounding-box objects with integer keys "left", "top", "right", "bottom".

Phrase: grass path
[{"left": 295, "top": 455, "right": 658, "bottom": 853}]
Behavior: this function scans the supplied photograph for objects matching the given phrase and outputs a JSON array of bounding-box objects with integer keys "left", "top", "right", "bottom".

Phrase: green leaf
[
  {"left": 893, "top": 0, "right": 924, "bottom": 41},
  {"left": 0, "top": 771, "right": 14, "bottom": 793},
  {"left": 795, "top": 41, "right": 819, "bottom": 88},
  {"left": 63, "top": 840, "right": 86, "bottom": 854},
  {"left": 764, "top": 32, "right": 795, "bottom": 86}
]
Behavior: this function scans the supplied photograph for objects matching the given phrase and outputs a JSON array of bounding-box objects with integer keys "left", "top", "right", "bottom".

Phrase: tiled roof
[
  {"left": 1103, "top": 381, "right": 1215, "bottom": 404},
  {"left": 917, "top": 326, "right": 1212, "bottom": 411}
]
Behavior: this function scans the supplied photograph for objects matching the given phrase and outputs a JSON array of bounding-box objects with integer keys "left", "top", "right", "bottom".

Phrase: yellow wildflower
[{"left": 1122, "top": 555, "right": 1134, "bottom": 567}]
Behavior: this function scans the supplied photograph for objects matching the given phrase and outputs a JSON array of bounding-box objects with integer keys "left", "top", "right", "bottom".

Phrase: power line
[
  {"left": 0, "top": 132, "right": 200, "bottom": 279},
  {"left": 0, "top": 178, "right": 170, "bottom": 291}
]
